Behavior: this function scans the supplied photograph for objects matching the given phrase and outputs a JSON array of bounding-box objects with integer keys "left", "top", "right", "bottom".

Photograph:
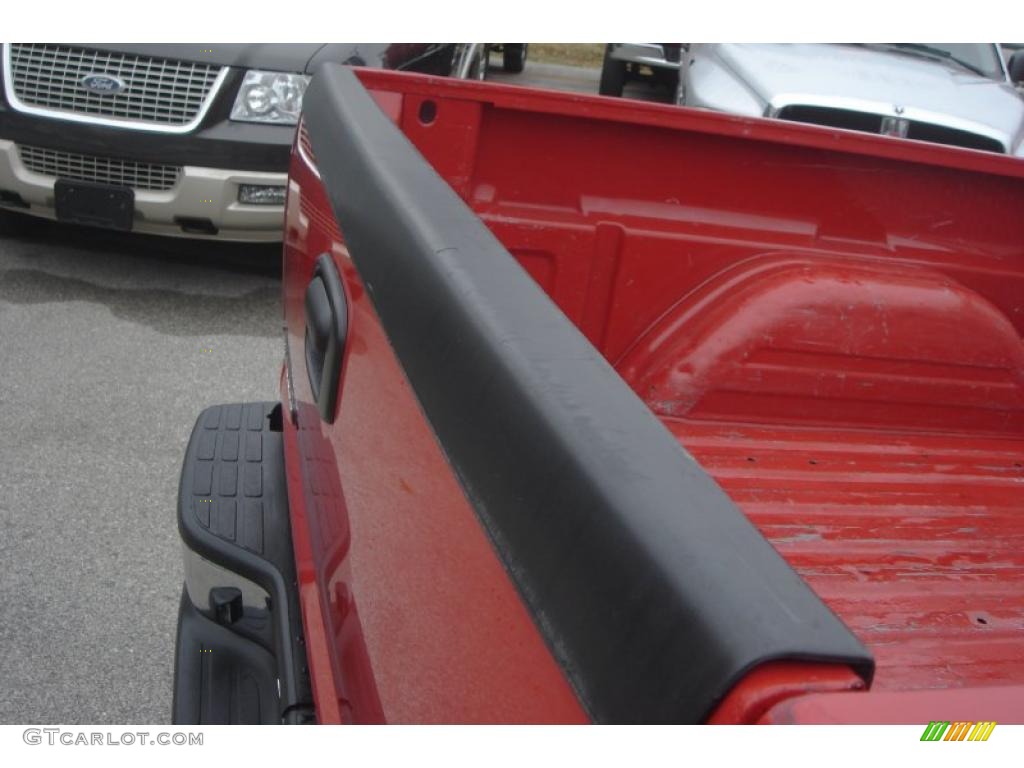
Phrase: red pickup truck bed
[
  {"left": 430, "top": 73, "right": 1024, "bottom": 704},
  {"left": 289, "top": 67, "right": 1024, "bottom": 722},
  {"left": 178, "top": 65, "right": 1024, "bottom": 724},
  {"left": 685, "top": 421, "right": 1024, "bottom": 689}
]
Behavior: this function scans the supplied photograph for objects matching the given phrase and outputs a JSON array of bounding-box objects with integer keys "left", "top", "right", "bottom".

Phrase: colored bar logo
[{"left": 920, "top": 721, "right": 996, "bottom": 741}]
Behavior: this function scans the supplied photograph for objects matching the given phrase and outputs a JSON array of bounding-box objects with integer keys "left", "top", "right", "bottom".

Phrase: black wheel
[
  {"left": 599, "top": 47, "right": 626, "bottom": 97},
  {"left": 502, "top": 44, "right": 527, "bottom": 74}
]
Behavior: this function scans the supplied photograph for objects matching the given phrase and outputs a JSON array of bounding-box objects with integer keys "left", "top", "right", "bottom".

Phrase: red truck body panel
[
  {"left": 283, "top": 68, "right": 1024, "bottom": 722},
  {"left": 282, "top": 145, "right": 587, "bottom": 724}
]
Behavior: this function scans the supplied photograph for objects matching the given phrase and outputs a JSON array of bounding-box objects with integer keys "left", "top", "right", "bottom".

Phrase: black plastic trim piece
[
  {"left": 303, "top": 65, "right": 875, "bottom": 724},
  {"left": 176, "top": 402, "right": 313, "bottom": 724},
  {"left": 172, "top": 587, "right": 280, "bottom": 724},
  {"left": 54, "top": 178, "right": 134, "bottom": 231},
  {"left": 174, "top": 216, "right": 219, "bottom": 236},
  {"left": 304, "top": 254, "right": 348, "bottom": 423},
  {"left": 0, "top": 103, "right": 292, "bottom": 172}
]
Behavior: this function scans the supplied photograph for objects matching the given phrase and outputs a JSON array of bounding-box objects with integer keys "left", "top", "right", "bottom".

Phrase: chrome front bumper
[{"left": 0, "top": 139, "right": 286, "bottom": 241}]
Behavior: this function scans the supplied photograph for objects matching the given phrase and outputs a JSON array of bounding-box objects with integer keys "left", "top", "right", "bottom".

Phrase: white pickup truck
[{"left": 676, "top": 43, "right": 1024, "bottom": 156}]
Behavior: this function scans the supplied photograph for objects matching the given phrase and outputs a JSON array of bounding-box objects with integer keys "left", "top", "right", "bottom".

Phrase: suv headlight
[{"left": 230, "top": 70, "right": 310, "bottom": 125}]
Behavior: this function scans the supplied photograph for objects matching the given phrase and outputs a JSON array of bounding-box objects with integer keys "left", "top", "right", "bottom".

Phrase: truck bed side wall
[{"left": 282, "top": 66, "right": 889, "bottom": 723}]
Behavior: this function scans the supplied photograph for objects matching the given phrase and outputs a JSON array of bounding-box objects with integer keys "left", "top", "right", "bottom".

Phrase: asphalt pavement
[
  {"left": 0, "top": 221, "right": 282, "bottom": 723},
  {"left": 0, "top": 59, "right": 601, "bottom": 724}
]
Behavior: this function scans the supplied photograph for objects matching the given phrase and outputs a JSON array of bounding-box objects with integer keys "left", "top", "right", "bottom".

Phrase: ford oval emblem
[{"left": 81, "top": 73, "right": 126, "bottom": 95}]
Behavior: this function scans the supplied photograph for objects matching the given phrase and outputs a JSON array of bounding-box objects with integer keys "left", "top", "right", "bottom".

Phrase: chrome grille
[
  {"left": 776, "top": 105, "right": 1006, "bottom": 154},
  {"left": 6, "top": 43, "right": 225, "bottom": 129},
  {"left": 18, "top": 145, "right": 181, "bottom": 191}
]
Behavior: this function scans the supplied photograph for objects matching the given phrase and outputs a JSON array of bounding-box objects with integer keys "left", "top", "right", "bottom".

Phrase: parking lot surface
[
  {"left": 0, "top": 59, "right": 601, "bottom": 724},
  {"left": 0, "top": 222, "right": 281, "bottom": 722}
]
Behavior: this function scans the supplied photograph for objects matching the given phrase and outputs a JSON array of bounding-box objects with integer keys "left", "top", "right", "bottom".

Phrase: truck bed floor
[{"left": 665, "top": 417, "right": 1024, "bottom": 692}]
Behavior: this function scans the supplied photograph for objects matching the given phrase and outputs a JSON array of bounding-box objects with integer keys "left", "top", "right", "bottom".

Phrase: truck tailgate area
[{"left": 670, "top": 418, "right": 1024, "bottom": 692}]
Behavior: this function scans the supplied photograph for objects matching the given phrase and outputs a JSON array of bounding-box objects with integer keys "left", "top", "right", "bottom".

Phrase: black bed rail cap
[{"left": 302, "top": 64, "right": 874, "bottom": 723}]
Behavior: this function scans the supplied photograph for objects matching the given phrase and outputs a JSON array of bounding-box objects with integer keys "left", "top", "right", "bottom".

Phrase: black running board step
[
  {"left": 173, "top": 587, "right": 281, "bottom": 724},
  {"left": 175, "top": 402, "right": 313, "bottom": 723}
]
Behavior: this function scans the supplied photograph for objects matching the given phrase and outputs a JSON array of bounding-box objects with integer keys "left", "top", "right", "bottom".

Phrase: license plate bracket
[{"left": 54, "top": 179, "right": 134, "bottom": 231}]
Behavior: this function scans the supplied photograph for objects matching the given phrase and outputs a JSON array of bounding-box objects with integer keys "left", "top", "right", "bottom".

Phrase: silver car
[{"left": 677, "top": 44, "right": 1024, "bottom": 156}]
